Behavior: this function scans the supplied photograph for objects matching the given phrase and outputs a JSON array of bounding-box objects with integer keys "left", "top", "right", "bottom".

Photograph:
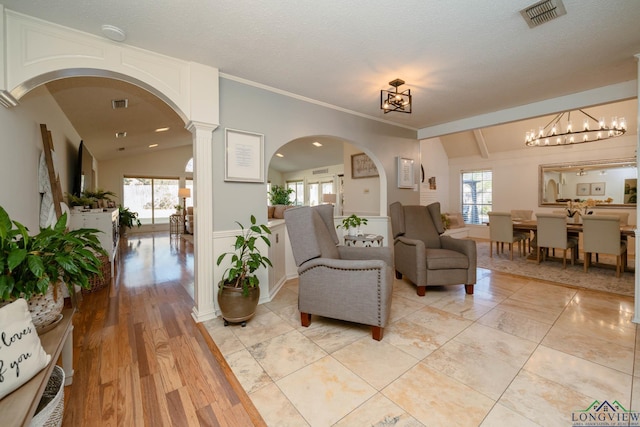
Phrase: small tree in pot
[{"left": 216, "top": 215, "right": 272, "bottom": 326}]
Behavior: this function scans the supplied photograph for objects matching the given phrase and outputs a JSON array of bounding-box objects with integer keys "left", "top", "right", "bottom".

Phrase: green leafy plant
[
  {"left": 83, "top": 188, "right": 116, "bottom": 201},
  {"left": 66, "top": 193, "right": 95, "bottom": 207},
  {"left": 0, "top": 206, "right": 107, "bottom": 301},
  {"left": 216, "top": 215, "right": 272, "bottom": 296},
  {"left": 268, "top": 185, "right": 294, "bottom": 206},
  {"left": 118, "top": 205, "right": 142, "bottom": 229},
  {"left": 337, "top": 214, "right": 368, "bottom": 230}
]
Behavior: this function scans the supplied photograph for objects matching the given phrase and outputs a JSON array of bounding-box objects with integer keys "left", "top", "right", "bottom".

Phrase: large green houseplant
[
  {"left": 268, "top": 185, "right": 294, "bottom": 206},
  {"left": 118, "top": 205, "right": 142, "bottom": 234},
  {"left": 0, "top": 206, "right": 106, "bottom": 328},
  {"left": 216, "top": 215, "right": 272, "bottom": 326}
]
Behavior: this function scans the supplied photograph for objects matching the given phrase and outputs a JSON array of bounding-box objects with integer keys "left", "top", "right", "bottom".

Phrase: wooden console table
[{"left": 1, "top": 308, "right": 74, "bottom": 427}]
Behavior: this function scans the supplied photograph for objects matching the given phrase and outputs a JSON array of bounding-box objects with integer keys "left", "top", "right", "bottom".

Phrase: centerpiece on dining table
[{"left": 566, "top": 199, "right": 598, "bottom": 223}]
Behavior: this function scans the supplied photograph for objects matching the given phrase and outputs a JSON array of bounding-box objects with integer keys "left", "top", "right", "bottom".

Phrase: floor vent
[
  {"left": 112, "top": 99, "right": 128, "bottom": 109},
  {"left": 520, "top": 0, "right": 566, "bottom": 28}
]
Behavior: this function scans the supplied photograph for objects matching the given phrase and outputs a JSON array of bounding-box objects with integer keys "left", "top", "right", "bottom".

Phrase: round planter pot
[{"left": 217, "top": 283, "right": 260, "bottom": 326}]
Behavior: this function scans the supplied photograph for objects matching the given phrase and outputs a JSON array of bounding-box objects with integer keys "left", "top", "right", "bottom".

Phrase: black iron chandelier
[
  {"left": 525, "top": 109, "right": 626, "bottom": 147},
  {"left": 380, "top": 78, "right": 411, "bottom": 114}
]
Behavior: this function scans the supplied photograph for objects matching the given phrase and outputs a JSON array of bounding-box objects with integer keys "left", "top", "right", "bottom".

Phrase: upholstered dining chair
[
  {"left": 510, "top": 209, "right": 533, "bottom": 221},
  {"left": 389, "top": 202, "right": 476, "bottom": 296},
  {"left": 488, "top": 212, "right": 528, "bottom": 260},
  {"left": 284, "top": 204, "right": 394, "bottom": 340},
  {"left": 582, "top": 215, "right": 627, "bottom": 277},
  {"left": 535, "top": 213, "right": 578, "bottom": 269}
]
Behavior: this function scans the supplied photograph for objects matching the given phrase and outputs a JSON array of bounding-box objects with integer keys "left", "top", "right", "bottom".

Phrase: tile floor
[{"left": 203, "top": 268, "right": 639, "bottom": 426}]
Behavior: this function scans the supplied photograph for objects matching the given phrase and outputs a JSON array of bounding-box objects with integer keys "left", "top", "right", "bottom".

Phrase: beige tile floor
[{"left": 203, "top": 267, "right": 639, "bottom": 426}]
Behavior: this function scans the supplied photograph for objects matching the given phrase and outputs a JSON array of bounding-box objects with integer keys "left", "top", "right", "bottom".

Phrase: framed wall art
[
  {"left": 576, "top": 183, "right": 590, "bottom": 196},
  {"left": 351, "top": 153, "right": 379, "bottom": 179},
  {"left": 590, "top": 182, "right": 606, "bottom": 196},
  {"left": 397, "top": 157, "right": 414, "bottom": 189},
  {"left": 224, "top": 128, "right": 264, "bottom": 183}
]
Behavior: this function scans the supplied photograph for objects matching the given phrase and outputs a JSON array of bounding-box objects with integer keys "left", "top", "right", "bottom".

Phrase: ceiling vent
[
  {"left": 115, "top": 131, "right": 127, "bottom": 138},
  {"left": 520, "top": 0, "right": 566, "bottom": 28},
  {"left": 111, "top": 99, "right": 128, "bottom": 109},
  {"left": 312, "top": 168, "right": 329, "bottom": 175}
]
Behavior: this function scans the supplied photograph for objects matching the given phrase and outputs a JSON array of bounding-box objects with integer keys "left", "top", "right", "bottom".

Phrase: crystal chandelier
[{"left": 525, "top": 109, "right": 626, "bottom": 147}]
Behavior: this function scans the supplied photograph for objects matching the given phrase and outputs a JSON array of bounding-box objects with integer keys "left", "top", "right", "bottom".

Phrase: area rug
[{"left": 475, "top": 240, "right": 635, "bottom": 297}]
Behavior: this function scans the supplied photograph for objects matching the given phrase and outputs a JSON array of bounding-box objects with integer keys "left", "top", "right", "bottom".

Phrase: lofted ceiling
[{"left": 4, "top": 1, "right": 639, "bottom": 167}]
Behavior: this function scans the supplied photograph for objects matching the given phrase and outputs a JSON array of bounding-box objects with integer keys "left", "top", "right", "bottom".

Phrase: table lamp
[{"left": 178, "top": 188, "right": 190, "bottom": 217}]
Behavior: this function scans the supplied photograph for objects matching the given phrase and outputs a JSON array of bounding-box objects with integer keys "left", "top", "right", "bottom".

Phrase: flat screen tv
[{"left": 73, "top": 141, "right": 94, "bottom": 196}]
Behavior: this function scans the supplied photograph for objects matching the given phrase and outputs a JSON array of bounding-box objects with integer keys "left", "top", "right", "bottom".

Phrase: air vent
[
  {"left": 520, "top": 0, "right": 566, "bottom": 28},
  {"left": 312, "top": 168, "right": 329, "bottom": 175},
  {"left": 118, "top": 147, "right": 125, "bottom": 151},
  {"left": 111, "top": 99, "right": 128, "bottom": 109}
]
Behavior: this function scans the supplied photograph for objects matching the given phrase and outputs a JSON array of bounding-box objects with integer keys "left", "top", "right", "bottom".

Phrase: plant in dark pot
[
  {"left": 0, "top": 206, "right": 107, "bottom": 331},
  {"left": 118, "top": 205, "right": 142, "bottom": 235},
  {"left": 216, "top": 215, "right": 272, "bottom": 326}
]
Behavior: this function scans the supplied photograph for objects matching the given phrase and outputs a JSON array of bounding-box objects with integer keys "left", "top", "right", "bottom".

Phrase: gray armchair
[
  {"left": 389, "top": 202, "right": 476, "bottom": 296},
  {"left": 284, "top": 205, "right": 394, "bottom": 341}
]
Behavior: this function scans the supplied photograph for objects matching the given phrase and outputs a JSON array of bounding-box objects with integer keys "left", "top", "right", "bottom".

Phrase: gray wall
[{"left": 212, "top": 77, "right": 419, "bottom": 230}]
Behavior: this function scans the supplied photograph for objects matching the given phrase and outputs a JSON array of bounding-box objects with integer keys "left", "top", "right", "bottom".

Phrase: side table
[
  {"left": 344, "top": 234, "right": 384, "bottom": 247},
  {"left": 170, "top": 214, "right": 185, "bottom": 236}
]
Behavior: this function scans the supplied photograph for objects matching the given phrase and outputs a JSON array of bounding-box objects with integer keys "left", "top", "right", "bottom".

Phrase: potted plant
[
  {"left": 174, "top": 204, "right": 184, "bottom": 215},
  {"left": 268, "top": 185, "right": 294, "bottom": 206},
  {"left": 0, "top": 206, "right": 106, "bottom": 330},
  {"left": 118, "top": 205, "right": 142, "bottom": 235},
  {"left": 337, "top": 214, "right": 368, "bottom": 236},
  {"left": 83, "top": 188, "right": 116, "bottom": 208},
  {"left": 66, "top": 193, "right": 96, "bottom": 210},
  {"left": 216, "top": 215, "right": 272, "bottom": 326}
]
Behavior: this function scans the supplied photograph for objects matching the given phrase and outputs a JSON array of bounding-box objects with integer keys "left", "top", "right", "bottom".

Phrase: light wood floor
[{"left": 62, "top": 233, "right": 265, "bottom": 426}]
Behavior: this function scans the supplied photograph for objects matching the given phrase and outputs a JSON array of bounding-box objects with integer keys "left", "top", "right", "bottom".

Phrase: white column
[
  {"left": 633, "top": 53, "right": 640, "bottom": 323},
  {"left": 187, "top": 121, "right": 218, "bottom": 322}
]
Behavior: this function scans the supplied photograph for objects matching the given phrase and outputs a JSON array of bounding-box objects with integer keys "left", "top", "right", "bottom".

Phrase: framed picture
[
  {"left": 397, "top": 157, "right": 414, "bottom": 189},
  {"left": 590, "top": 182, "right": 606, "bottom": 196},
  {"left": 624, "top": 178, "right": 637, "bottom": 204},
  {"left": 351, "top": 153, "right": 379, "bottom": 179},
  {"left": 224, "top": 128, "right": 264, "bottom": 183},
  {"left": 576, "top": 183, "right": 590, "bottom": 196}
]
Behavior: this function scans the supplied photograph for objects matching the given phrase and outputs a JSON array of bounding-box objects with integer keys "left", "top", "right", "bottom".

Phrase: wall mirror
[{"left": 539, "top": 157, "right": 637, "bottom": 208}]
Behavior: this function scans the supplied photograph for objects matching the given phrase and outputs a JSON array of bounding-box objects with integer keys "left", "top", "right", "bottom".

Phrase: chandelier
[
  {"left": 525, "top": 109, "right": 626, "bottom": 147},
  {"left": 380, "top": 79, "right": 412, "bottom": 114}
]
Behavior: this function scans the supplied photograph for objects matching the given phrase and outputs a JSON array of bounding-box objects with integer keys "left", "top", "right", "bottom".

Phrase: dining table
[{"left": 511, "top": 219, "right": 636, "bottom": 270}]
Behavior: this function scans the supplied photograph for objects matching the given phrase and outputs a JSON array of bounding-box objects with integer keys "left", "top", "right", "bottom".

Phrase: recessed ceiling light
[
  {"left": 115, "top": 131, "right": 127, "bottom": 138},
  {"left": 276, "top": 153, "right": 284, "bottom": 158},
  {"left": 111, "top": 99, "right": 128, "bottom": 109},
  {"left": 155, "top": 127, "right": 170, "bottom": 133},
  {"left": 101, "top": 24, "right": 127, "bottom": 42},
  {"left": 148, "top": 144, "right": 159, "bottom": 148},
  {"left": 312, "top": 142, "right": 323, "bottom": 147}
]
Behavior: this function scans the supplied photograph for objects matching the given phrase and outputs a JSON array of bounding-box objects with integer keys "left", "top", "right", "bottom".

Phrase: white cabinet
[
  {"left": 268, "top": 221, "right": 286, "bottom": 293},
  {"left": 69, "top": 208, "right": 119, "bottom": 267}
]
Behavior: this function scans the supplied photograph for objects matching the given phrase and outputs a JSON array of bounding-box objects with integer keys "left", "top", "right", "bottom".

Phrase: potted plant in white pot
[
  {"left": 216, "top": 215, "right": 272, "bottom": 326},
  {"left": 0, "top": 206, "right": 107, "bottom": 331},
  {"left": 337, "top": 214, "right": 368, "bottom": 236}
]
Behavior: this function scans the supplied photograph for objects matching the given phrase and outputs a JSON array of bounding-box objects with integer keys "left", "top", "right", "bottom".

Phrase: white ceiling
[{"left": 5, "top": 1, "right": 640, "bottom": 168}]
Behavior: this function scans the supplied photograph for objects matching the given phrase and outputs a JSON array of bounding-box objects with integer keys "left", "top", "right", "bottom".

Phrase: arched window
[{"left": 185, "top": 158, "right": 193, "bottom": 173}]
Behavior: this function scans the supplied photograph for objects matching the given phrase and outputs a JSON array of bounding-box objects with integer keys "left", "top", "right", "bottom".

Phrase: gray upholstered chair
[
  {"left": 389, "top": 202, "right": 476, "bottom": 296},
  {"left": 535, "top": 213, "right": 577, "bottom": 269},
  {"left": 284, "top": 204, "right": 393, "bottom": 341},
  {"left": 488, "top": 212, "right": 528, "bottom": 260},
  {"left": 582, "top": 215, "right": 627, "bottom": 277}
]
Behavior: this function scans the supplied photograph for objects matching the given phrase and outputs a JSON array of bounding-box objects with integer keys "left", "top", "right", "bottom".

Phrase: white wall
[
  {"left": 0, "top": 84, "right": 81, "bottom": 231},
  {"left": 342, "top": 144, "right": 381, "bottom": 216},
  {"left": 420, "top": 137, "right": 450, "bottom": 211},
  {"left": 446, "top": 133, "right": 637, "bottom": 239}
]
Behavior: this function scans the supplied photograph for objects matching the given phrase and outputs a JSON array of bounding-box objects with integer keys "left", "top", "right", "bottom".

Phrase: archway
[{"left": 1, "top": 11, "right": 220, "bottom": 321}]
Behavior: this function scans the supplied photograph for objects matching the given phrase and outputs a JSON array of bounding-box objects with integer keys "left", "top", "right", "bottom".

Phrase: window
[
  {"left": 123, "top": 176, "right": 180, "bottom": 225},
  {"left": 286, "top": 180, "right": 304, "bottom": 206},
  {"left": 461, "top": 170, "right": 492, "bottom": 225},
  {"left": 308, "top": 182, "right": 319, "bottom": 206}
]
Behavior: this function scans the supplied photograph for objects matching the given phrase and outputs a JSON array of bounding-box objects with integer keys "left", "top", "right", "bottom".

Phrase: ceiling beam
[
  {"left": 473, "top": 129, "right": 489, "bottom": 159},
  {"left": 417, "top": 80, "right": 637, "bottom": 139}
]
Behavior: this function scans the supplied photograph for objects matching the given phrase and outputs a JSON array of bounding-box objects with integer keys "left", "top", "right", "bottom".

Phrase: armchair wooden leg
[
  {"left": 371, "top": 326, "right": 383, "bottom": 341},
  {"left": 395, "top": 270, "right": 402, "bottom": 279},
  {"left": 465, "top": 284, "right": 474, "bottom": 295},
  {"left": 417, "top": 286, "right": 426, "bottom": 296},
  {"left": 300, "top": 312, "right": 311, "bottom": 327}
]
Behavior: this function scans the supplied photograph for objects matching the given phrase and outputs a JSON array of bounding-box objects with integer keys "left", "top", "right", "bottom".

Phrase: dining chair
[
  {"left": 582, "top": 215, "right": 627, "bottom": 277},
  {"left": 488, "top": 212, "right": 528, "bottom": 260},
  {"left": 535, "top": 213, "right": 578, "bottom": 269},
  {"left": 510, "top": 209, "right": 533, "bottom": 220}
]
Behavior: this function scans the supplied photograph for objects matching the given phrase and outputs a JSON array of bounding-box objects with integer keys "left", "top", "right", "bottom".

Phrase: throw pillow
[{"left": 0, "top": 298, "right": 51, "bottom": 400}]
